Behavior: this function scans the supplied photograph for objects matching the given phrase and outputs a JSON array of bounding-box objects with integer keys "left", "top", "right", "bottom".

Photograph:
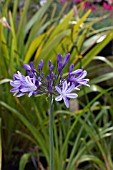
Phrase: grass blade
[
  {"left": 25, "top": 0, "right": 52, "bottom": 33},
  {"left": 0, "top": 119, "right": 2, "bottom": 170},
  {"left": 81, "top": 30, "right": 113, "bottom": 68},
  {"left": 19, "top": 153, "right": 33, "bottom": 170},
  {"left": 0, "top": 101, "right": 49, "bottom": 164}
]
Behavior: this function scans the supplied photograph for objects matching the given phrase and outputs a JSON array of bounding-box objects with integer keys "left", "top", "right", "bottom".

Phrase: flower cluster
[
  {"left": 83, "top": 0, "right": 113, "bottom": 11},
  {"left": 59, "top": 0, "right": 113, "bottom": 11},
  {"left": 10, "top": 53, "right": 89, "bottom": 108}
]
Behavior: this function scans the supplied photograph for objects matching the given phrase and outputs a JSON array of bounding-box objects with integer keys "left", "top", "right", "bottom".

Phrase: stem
[
  {"left": 0, "top": 119, "right": 2, "bottom": 170},
  {"left": 49, "top": 95, "right": 54, "bottom": 170}
]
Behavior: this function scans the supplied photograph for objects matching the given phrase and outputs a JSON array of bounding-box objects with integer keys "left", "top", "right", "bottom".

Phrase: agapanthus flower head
[{"left": 10, "top": 53, "right": 89, "bottom": 108}]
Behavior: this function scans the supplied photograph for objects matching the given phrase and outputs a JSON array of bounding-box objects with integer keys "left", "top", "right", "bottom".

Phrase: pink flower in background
[
  {"left": 83, "top": 2, "right": 90, "bottom": 10},
  {"left": 59, "top": 0, "right": 113, "bottom": 11},
  {"left": 83, "top": 2, "right": 97, "bottom": 11},
  {"left": 59, "top": 0, "right": 65, "bottom": 4},
  {"left": 103, "top": 2, "right": 113, "bottom": 10},
  {"left": 75, "top": 0, "right": 82, "bottom": 3},
  {"left": 59, "top": 0, "right": 75, "bottom": 3},
  {"left": 91, "top": 4, "right": 97, "bottom": 10}
]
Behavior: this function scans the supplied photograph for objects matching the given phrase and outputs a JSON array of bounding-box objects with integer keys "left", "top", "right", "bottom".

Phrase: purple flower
[
  {"left": 20, "top": 76, "right": 37, "bottom": 97},
  {"left": 68, "top": 69, "right": 89, "bottom": 88},
  {"left": 69, "top": 64, "right": 74, "bottom": 73},
  {"left": 10, "top": 71, "right": 25, "bottom": 96},
  {"left": 57, "top": 53, "right": 70, "bottom": 78},
  {"left": 57, "top": 54, "right": 62, "bottom": 63},
  {"left": 62, "top": 53, "right": 70, "bottom": 68},
  {"left": 23, "top": 64, "right": 31, "bottom": 71},
  {"left": 38, "top": 59, "right": 44, "bottom": 71},
  {"left": 23, "top": 62, "right": 36, "bottom": 73},
  {"left": 55, "top": 81, "right": 78, "bottom": 108},
  {"left": 29, "top": 62, "right": 35, "bottom": 72},
  {"left": 10, "top": 71, "right": 38, "bottom": 97},
  {"left": 57, "top": 54, "right": 63, "bottom": 76},
  {"left": 57, "top": 53, "right": 70, "bottom": 69},
  {"left": 45, "top": 60, "right": 57, "bottom": 94},
  {"left": 23, "top": 62, "right": 36, "bottom": 79},
  {"left": 10, "top": 53, "right": 90, "bottom": 108}
]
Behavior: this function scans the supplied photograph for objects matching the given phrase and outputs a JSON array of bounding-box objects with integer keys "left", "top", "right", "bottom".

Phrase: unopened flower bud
[{"left": 0, "top": 17, "right": 11, "bottom": 29}]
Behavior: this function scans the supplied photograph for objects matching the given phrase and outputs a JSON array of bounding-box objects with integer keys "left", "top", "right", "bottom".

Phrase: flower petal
[
  {"left": 78, "top": 70, "right": 87, "bottom": 79},
  {"left": 15, "top": 93, "right": 25, "bottom": 97},
  {"left": 62, "top": 81, "right": 68, "bottom": 92},
  {"left": 69, "top": 64, "right": 74, "bottom": 72},
  {"left": 63, "top": 97, "right": 69, "bottom": 108},
  {"left": 63, "top": 53, "right": 70, "bottom": 67},
  {"left": 10, "top": 88, "right": 19, "bottom": 93},
  {"left": 66, "top": 93, "right": 78, "bottom": 99},
  {"left": 38, "top": 59, "right": 44, "bottom": 70},
  {"left": 55, "top": 86, "right": 62, "bottom": 94},
  {"left": 10, "top": 80, "right": 21, "bottom": 87},
  {"left": 28, "top": 92, "right": 33, "bottom": 97},
  {"left": 77, "top": 79, "right": 89, "bottom": 85},
  {"left": 55, "top": 95, "right": 62, "bottom": 101},
  {"left": 57, "top": 54, "right": 62, "bottom": 63},
  {"left": 20, "top": 87, "right": 30, "bottom": 92},
  {"left": 23, "top": 64, "right": 31, "bottom": 71},
  {"left": 70, "top": 69, "right": 83, "bottom": 76},
  {"left": 25, "top": 76, "right": 32, "bottom": 84},
  {"left": 66, "top": 84, "right": 75, "bottom": 93}
]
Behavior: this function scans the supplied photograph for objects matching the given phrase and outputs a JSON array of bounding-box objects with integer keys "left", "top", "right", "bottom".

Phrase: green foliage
[
  {"left": 19, "top": 152, "right": 36, "bottom": 170},
  {"left": 0, "top": 119, "right": 2, "bottom": 170},
  {"left": 1, "top": 87, "right": 113, "bottom": 169},
  {"left": 1, "top": 0, "right": 113, "bottom": 169}
]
